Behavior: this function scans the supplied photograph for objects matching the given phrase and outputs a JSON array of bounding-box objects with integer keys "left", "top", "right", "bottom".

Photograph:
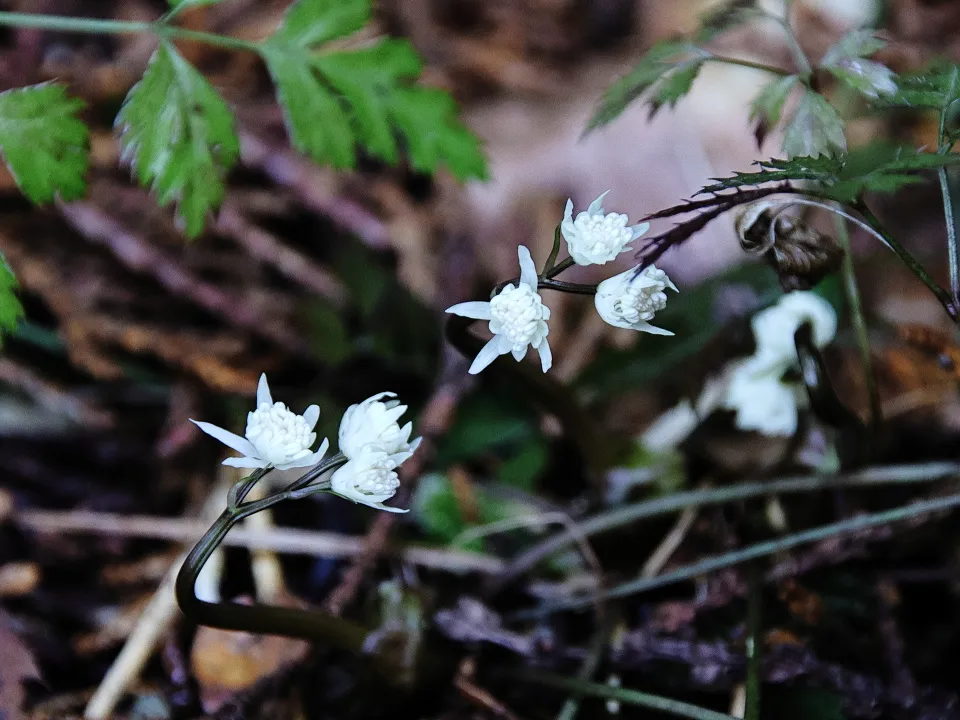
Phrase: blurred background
[{"left": 2, "top": 0, "right": 960, "bottom": 718}]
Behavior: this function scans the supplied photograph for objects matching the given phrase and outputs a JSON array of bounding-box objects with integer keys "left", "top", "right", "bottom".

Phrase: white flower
[
  {"left": 749, "top": 291, "right": 837, "bottom": 374},
  {"left": 330, "top": 447, "right": 408, "bottom": 513},
  {"left": 561, "top": 191, "right": 649, "bottom": 266},
  {"left": 191, "top": 374, "right": 329, "bottom": 470},
  {"left": 723, "top": 362, "right": 801, "bottom": 437},
  {"left": 445, "top": 245, "right": 552, "bottom": 374},
  {"left": 338, "top": 392, "right": 422, "bottom": 463},
  {"left": 594, "top": 264, "right": 678, "bottom": 334}
]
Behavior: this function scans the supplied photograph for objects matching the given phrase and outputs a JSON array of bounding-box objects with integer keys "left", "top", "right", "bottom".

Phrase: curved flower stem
[
  {"left": 486, "top": 461, "right": 959, "bottom": 593},
  {"left": 539, "top": 279, "right": 597, "bottom": 295},
  {"left": 491, "top": 256, "right": 577, "bottom": 297},
  {"left": 176, "top": 457, "right": 390, "bottom": 666},
  {"left": 516, "top": 671, "right": 735, "bottom": 720},
  {"left": 853, "top": 200, "right": 958, "bottom": 321},
  {"left": 512, "top": 491, "right": 960, "bottom": 617},
  {"left": 0, "top": 11, "right": 263, "bottom": 54},
  {"left": 938, "top": 167, "right": 960, "bottom": 308}
]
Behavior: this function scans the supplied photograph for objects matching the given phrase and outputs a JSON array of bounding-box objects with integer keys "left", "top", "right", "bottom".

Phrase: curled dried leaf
[{"left": 735, "top": 201, "right": 844, "bottom": 290}]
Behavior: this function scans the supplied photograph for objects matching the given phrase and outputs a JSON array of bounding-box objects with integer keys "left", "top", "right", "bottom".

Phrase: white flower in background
[
  {"left": 330, "top": 447, "right": 408, "bottom": 513},
  {"left": 594, "top": 264, "right": 678, "bottom": 334},
  {"left": 338, "top": 392, "right": 422, "bottom": 463},
  {"left": 718, "top": 292, "right": 837, "bottom": 437},
  {"left": 445, "top": 245, "right": 552, "bottom": 374},
  {"left": 561, "top": 191, "right": 650, "bottom": 266},
  {"left": 192, "top": 374, "right": 329, "bottom": 470},
  {"left": 723, "top": 361, "right": 803, "bottom": 437},
  {"left": 749, "top": 291, "right": 837, "bottom": 373}
]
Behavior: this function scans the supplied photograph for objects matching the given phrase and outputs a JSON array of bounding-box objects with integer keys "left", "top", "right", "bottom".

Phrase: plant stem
[
  {"left": 939, "top": 168, "right": 960, "bottom": 308},
  {"left": 542, "top": 226, "right": 562, "bottom": 275},
  {"left": 832, "top": 214, "right": 882, "bottom": 430},
  {"left": 515, "top": 491, "right": 960, "bottom": 615},
  {"left": 744, "top": 563, "right": 763, "bottom": 720},
  {"left": 539, "top": 279, "right": 597, "bottom": 295},
  {"left": 487, "top": 461, "right": 960, "bottom": 593},
  {"left": 0, "top": 11, "right": 262, "bottom": 54},
  {"left": 707, "top": 54, "right": 792, "bottom": 77},
  {"left": 518, "top": 671, "right": 735, "bottom": 720},
  {"left": 854, "top": 200, "right": 958, "bottom": 321},
  {"left": 762, "top": 8, "right": 812, "bottom": 77}
]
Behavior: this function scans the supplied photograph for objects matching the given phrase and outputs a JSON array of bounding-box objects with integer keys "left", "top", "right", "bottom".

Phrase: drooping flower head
[
  {"left": 749, "top": 291, "right": 837, "bottom": 374},
  {"left": 723, "top": 362, "right": 801, "bottom": 437},
  {"left": 445, "top": 245, "right": 552, "bottom": 374},
  {"left": 561, "top": 191, "right": 650, "bottom": 266},
  {"left": 191, "top": 374, "right": 329, "bottom": 470},
  {"left": 330, "top": 447, "right": 408, "bottom": 513},
  {"left": 338, "top": 392, "right": 422, "bottom": 463},
  {"left": 594, "top": 264, "right": 678, "bottom": 334}
]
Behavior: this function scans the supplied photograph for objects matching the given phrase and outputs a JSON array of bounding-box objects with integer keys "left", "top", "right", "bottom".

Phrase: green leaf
[
  {"left": 782, "top": 90, "right": 846, "bottom": 158},
  {"left": 498, "top": 439, "right": 549, "bottom": 491},
  {"left": 587, "top": 40, "right": 702, "bottom": 130},
  {"left": 649, "top": 59, "right": 705, "bottom": 114},
  {"left": 750, "top": 74, "right": 800, "bottom": 132},
  {"left": 0, "top": 251, "right": 23, "bottom": 342},
  {"left": 266, "top": 37, "right": 487, "bottom": 180},
  {"left": 262, "top": 45, "right": 355, "bottom": 168},
  {"left": 888, "top": 62, "right": 960, "bottom": 110},
  {"left": 0, "top": 83, "right": 88, "bottom": 204},
  {"left": 820, "top": 29, "right": 886, "bottom": 66},
  {"left": 116, "top": 42, "right": 239, "bottom": 237},
  {"left": 701, "top": 143, "right": 960, "bottom": 201},
  {"left": 824, "top": 59, "right": 897, "bottom": 99},
  {"left": 272, "top": 0, "right": 369, "bottom": 48}
]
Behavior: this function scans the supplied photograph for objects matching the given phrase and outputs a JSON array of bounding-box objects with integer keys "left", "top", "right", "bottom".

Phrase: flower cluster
[
  {"left": 446, "top": 192, "right": 678, "bottom": 374},
  {"left": 192, "top": 376, "right": 421, "bottom": 512},
  {"left": 721, "top": 291, "right": 838, "bottom": 436}
]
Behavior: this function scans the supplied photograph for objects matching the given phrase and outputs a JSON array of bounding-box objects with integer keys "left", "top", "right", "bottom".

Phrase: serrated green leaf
[
  {"left": 272, "top": 0, "right": 369, "bottom": 48},
  {"left": 267, "top": 37, "right": 486, "bottom": 180},
  {"left": 886, "top": 62, "right": 960, "bottom": 110},
  {"left": 387, "top": 85, "right": 487, "bottom": 180},
  {"left": 116, "top": 42, "right": 239, "bottom": 237},
  {"left": 587, "top": 40, "right": 701, "bottom": 131},
  {"left": 0, "top": 251, "right": 23, "bottom": 342},
  {"left": 782, "top": 90, "right": 846, "bottom": 158},
  {"left": 825, "top": 59, "right": 897, "bottom": 99},
  {"left": 750, "top": 74, "right": 800, "bottom": 129},
  {"left": 649, "top": 60, "right": 705, "bottom": 114},
  {"left": 0, "top": 83, "right": 88, "bottom": 204},
  {"left": 262, "top": 45, "right": 355, "bottom": 168},
  {"left": 820, "top": 29, "right": 886, "bottom": 66}
]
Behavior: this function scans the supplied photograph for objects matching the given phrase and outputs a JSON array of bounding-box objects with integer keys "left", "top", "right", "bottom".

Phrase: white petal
[
  {"left": 563, "top": 198, "right": 574, "bottom": 226},
  {"left": 191, "top": 420, "right": 258, "bottom": 457},
  {"left": 630, "top": 221, "right": 650, "bottom": 240},
  {"left": 222, "top": 456, "right": 268, "bottom": 468},
  {"left": 511, "top": 347, "right": 526, "bottom": 361},
  {"left": 496, "top": 333, "right": 514, "bottom": 352},
  {"left": 634, "top": 321, "right": 675, "bottom": 336},
  {"left": 537, "top": 339, "right": 553, "bottom": 372},
  {"left": 445, "top": 301, "right": 492, "bottom": 320},
  {"left": 517, "top": 245, "right": 538, "bottom": 290},
  {"left": 276, "top": 438, "right": 330, "bottom": 470},
  {"left": 468, "top": 336, "right": 504, "bottom": 375},
  {"left": 303, "top": 404, "right": 320, "bottom": 431},
  {"left": 256, "top": 373, "right": 272, "bottom": 406},
  {"left": 587, "top": 190, "right": 611, "bottom": 216}
]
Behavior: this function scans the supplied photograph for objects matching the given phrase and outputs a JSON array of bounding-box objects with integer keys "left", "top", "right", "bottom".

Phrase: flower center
[
  {"left": 615, "top": 279, "right": 668, "bottom": 323},
  {"left": 490, "top": 284, "right": 547, "bottom": 346},
  {"left": 353, "top": 457, "right": 400, "bottom": 497},
  {"left": 246, "top": 402, "right": 316, "bottom": 465},
  {"left": 574, "top": 211, "right": 632, "bottom": 254}
]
